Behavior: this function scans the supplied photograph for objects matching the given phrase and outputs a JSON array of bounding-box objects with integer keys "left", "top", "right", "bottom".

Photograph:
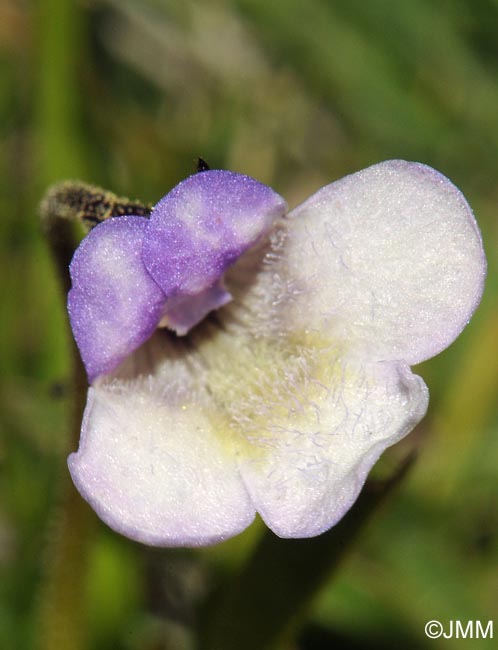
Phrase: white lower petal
[
  {"left": 68, "top": 378, "right": 255, "bottom": 547},
  {"left": 235, "top": 357, "right": 428, "bottom": 538}
]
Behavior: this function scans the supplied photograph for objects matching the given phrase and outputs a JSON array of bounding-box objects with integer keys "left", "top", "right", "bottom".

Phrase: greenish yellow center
[{"left": 195, "top": 327, "right": 348, "bottom": 460}]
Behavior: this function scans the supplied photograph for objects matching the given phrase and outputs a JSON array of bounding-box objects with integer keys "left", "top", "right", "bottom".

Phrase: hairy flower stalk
[{"left": 62, "top": 161, "right": 485, "bottom": 547}]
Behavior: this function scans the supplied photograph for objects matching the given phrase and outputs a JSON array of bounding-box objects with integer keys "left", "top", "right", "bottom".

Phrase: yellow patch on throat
[{"left": 198, "top": 329, "right": 347, "bottom": 459}]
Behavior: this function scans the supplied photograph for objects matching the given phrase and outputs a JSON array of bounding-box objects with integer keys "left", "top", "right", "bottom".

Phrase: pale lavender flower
[{"left": 67, "top": 162, "right": 485, "bottom": 546}]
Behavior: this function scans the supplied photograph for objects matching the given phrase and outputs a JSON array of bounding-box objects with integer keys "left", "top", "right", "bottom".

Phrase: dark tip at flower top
[{"left": 196, "top": 157, "right": 210, "bottom": 172}]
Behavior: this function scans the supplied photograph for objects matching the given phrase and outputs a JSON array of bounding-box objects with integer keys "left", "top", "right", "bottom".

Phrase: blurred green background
[{"left": 1, "top": 0, "right": 498, "bottom": 648}]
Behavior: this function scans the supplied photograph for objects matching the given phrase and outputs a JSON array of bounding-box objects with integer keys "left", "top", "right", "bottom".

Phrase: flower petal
[
  {"left": 68, "top": 375, "right": 256, "bottom": 547},
  {"left": 282, "top": 160, "right": 486, "bottom": 364},
  {"left": 142, "top": 170, "right": 287, "bottom": 333},
  {"left": 237, "top": 357, "right": 428, "bottom": 538},
  {"left": 158, "top": 279, "right": 231, "bottom": 335},
  {"left": 68, "top": 216, "right": 166, "bottom": 381}
]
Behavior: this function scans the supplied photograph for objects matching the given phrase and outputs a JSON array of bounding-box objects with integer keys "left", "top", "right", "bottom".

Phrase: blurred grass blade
[
  {"left": 34, "top": 1, "right": 94, "bottom": 649},
  {"left": 36, "top": 0, "right": 86, "bottom": 184}
]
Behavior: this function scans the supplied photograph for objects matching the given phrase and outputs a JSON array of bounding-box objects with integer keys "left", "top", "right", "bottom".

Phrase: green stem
[
  {"left": 201, "top": 452, "right": 415, "bottom": 650},
  {"left": 35, "top": 194, "right": 94, "bottom": 650},
  {"left": 36, "top": 480, "right": 94, "bottom": 650}
]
